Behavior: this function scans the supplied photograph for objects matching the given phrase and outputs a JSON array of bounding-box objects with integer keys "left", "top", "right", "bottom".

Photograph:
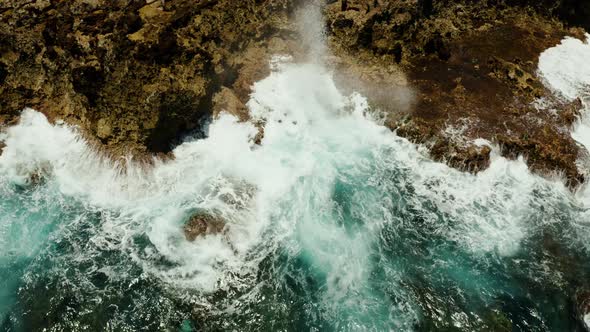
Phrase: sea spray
[{"left": 539, "top": 33, "right": 590, "bottom": 251}]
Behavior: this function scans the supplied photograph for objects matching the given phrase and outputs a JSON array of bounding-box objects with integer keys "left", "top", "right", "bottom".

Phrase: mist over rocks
[
  {"left": 326, "top": 0, "right": 589, "bottom": 187},
  {"left": 0, "top": 0, "right": 589, "bottom": 185},
  {"left": 2, "top": 2, "right": 590, "bottom": 331}
]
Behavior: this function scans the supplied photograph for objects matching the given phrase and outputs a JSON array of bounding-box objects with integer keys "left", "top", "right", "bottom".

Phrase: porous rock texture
[
  {"left": 184, "top": 211, "right": 226, "bottom": 241},
  {"left": 326, "top": 0, "right": 589, "bottom": 186},
  {"left": 0, "top": 0, "right": 296, "bottom": 156}
]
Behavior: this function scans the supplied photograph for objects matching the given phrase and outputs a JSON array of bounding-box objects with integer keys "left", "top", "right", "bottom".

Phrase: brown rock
[
  {"left": 576, "top": 291, "right": 590, "bottom": 331},
  {"left": 330, "top": 51, "right": 415, "bottom": 118},
  {"left": 435, "top": 143, "right": 492, "bottom": 174},
  {"left": 184, "top": 212, "right": 226, "bottom": 242},
  {"left": 212, "top": 87, "right": 250, "bottom": 122},
  {"left": 0, "top": 0, "right": 296, "bottom": 157},
  {"left": 327, "top": 0, "right": 587, "bottom": 187}
]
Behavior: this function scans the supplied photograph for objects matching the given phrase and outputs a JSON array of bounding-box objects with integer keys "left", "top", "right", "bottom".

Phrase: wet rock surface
[
  {"left": 184, "top": 212, "right": 226, "bottom": 241},
  {"left": 577, "top": 291, "right": 590, "bottom": 330},
  {"left": 326, "top": 0, "right": 588, "bottom": 186},
  {"left": 1, "top": 0, "right": 589, "bottom": 186}
]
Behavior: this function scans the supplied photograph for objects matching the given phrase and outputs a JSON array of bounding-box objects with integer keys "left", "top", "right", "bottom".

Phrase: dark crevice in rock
[
  {"left": 146, "top": 90, "right": 208, "bottom": 153},
  {"left": 0, "top": 64, "right": 7, "bottom": 85},
  {"left": 419, "top": 0, "right": 433, "bottom": 17},
  {"left": 72, "top": 66, "right": 105, "bottom": 107}
]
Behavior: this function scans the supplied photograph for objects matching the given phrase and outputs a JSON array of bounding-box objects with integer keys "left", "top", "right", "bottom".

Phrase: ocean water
[{"left": 0, "top": 28, "right": 590, "bottom": 332}]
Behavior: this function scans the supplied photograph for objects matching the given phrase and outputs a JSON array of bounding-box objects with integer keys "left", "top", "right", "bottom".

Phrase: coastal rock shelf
[
  {"left": 1, "top": 0, "right": 588, "bottom": 182},
  {"left": 0, "top": 1, "right": 590, "bottom": 331}
]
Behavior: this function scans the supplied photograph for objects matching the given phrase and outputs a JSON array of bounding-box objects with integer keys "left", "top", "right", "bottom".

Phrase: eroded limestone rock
[
  {"left": 184, "top": 212, "right": 226, "bottom": 241},
  {"left": 326, "top": 0, "right": 588, "bottom": 186},
  {"left": 0, "top": 0, "right": 296, "bottom": 156}
]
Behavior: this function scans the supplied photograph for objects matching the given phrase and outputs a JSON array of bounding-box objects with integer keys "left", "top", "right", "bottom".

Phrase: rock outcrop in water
[
  {"left": 0, "top": 0, "right": 589, "bottom": 185},
  {"left": 326, "top": 0, "right": 588, "bottom": 186}
]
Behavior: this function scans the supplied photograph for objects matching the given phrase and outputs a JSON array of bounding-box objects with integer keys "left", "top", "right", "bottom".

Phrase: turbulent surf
[{"left": 1, "top": 12, "right": 590, "bottom": 332}]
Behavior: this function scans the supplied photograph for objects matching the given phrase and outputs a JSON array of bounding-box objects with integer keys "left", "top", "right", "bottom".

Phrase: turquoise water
[
  {"left": 1, "top": 143, "right": 589, "bottom": 331},
  {"left": 1, "top": 58, "right": 590, "bottom": 331}
]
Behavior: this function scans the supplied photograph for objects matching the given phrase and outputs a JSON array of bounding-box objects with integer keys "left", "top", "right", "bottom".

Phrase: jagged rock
[
  {"left": 0, "top": 0, "right": 296, "bottom": 156},
  {"left": 184, "top": 212, "right": 226, "bottom": 241},
  {"left": 127, "top": 3, "right": 174, "bottom": 44},
  {"left": 576, "top": 291, "right": 590, "bottom": 331},
  {"left": 435, "top": 142, "right": 492, "bottom": 173},
  {"left": 326, "top": 0, "right": 587, "bottom": 186},
  {"left": 1, "top": 0, "right": 588, "bottom": 187},
  {"left": 488, "top": 56, "right": 545, "bottom": 98},
  {"left": 0, "top": 141, "right": 5, "bottom": 156}
]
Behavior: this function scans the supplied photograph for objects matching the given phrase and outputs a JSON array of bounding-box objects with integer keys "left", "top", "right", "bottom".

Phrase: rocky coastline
[
  {"left": 0, "top": 0, "right": 297, "bottom": 157},
  {"left": 1, "top": 1, "right": 590, "bottom": 330},
  {"left": 1, "top": 0, "right": 589, "bottom": 186}
]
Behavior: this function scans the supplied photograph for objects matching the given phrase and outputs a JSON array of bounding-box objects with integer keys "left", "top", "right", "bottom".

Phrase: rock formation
[
  {"left": 326, "top": 0, "right": 588, "bottom": 186},
  {"left": 1, "top": 0, "right": 589, "bottom": 185},
  {"left": 184, "top": 211, "right": 226, "bottom": 241},
  {"left": 0, "top": 0, "right": 296, "bottom": 156}
]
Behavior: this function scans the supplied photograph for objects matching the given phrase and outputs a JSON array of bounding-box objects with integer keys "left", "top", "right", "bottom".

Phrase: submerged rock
[
  {"left": 1, "top": 0, "right": 587, "bottom": 187},
  {"left": 184, "top": 212, "right": 226, "bottom": 241},
  {"left": 184, "top": 180, "right": 255, "bottom": 241}
]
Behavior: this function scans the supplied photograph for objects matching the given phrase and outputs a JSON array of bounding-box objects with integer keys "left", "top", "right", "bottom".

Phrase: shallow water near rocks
[{"left": 1, "top": 38, "right": 590, "bottom": 331}]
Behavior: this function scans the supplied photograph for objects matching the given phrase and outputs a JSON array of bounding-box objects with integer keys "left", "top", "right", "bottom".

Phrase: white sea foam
[
  {"left": 539, "top": 33, "right": 590, "bottom": 151},
  {"left": 539, "top": 34, "right": 590, "bottom": 101},
  {"left": 538, "top": 33, "right": 590, "bottom": 246}
]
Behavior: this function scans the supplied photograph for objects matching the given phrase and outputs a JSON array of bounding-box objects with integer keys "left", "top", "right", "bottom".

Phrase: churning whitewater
[{"left": 1, "top": 23, "right": 590, "bottom": 332}]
